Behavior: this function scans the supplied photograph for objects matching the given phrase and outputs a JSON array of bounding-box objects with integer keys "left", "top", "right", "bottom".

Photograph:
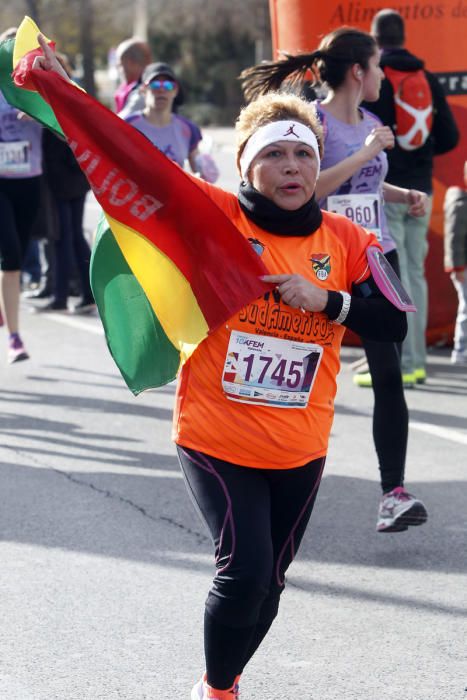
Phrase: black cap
[
  {"left": 141, "top": 62, "right": 184, "bottom": 108},
  {"left": 142, "top": 62, "right": 176, "bottom": 84}
]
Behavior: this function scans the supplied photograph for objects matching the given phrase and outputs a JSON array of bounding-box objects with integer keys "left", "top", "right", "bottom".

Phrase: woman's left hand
[
  {"left": 407, "top": 189, "right": 428, "bottom": 217},
  {"left": 261, "top": 273, "right": 328, "bottom": 312}
]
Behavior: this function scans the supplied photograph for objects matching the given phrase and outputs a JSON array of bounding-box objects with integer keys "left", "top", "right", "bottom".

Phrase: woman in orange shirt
[
  {"left": 34, "top": 38, "right": 408, "bottom": 700},
  {"left": 172, "top": 93, "right": 409, "bottom": 700}
]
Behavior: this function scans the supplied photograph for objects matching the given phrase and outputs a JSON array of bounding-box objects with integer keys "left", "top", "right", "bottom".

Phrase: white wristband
[{"left": 335, "top": 291, "right": 351, "bottom": 324}]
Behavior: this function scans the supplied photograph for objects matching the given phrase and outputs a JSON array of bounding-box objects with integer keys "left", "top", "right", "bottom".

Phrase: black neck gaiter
[{"left": 238, "top": 181, "right": 322, "bottom": 236}]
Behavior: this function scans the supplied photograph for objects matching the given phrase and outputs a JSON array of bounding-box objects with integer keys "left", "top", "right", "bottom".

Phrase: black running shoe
[
  {"left": 34, "top": 299, "right": 68, "bottom": 313},
  {"left": 71, "top": 298, "right": 96, "bottom": 315}
]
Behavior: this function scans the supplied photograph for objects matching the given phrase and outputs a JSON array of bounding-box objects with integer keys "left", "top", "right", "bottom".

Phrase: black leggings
[
  {"left": 362, "top": 248, "right": 408, "bottom": 493},
  {"left": 0, "top": 177, "right": 41, "bottom": 271},
  {"left": 177, "top": 446, "right": 325, "bottom": 690},
  {"left": 54, "top": 195, "right": 92, "bottom": 303}
]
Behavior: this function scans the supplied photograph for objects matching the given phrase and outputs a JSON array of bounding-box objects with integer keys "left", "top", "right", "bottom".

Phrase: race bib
[
  {"left": 0, "top": 141, "right": 31, "bottom": 175},
  {"left": 328, "top": 193, "right": 382, "bottom": 241},
  {"left": 222, "top": 331, "right": 323, "bottom": 409}
]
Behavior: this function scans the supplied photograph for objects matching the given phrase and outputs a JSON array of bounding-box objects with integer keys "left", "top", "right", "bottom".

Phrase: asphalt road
[{"left": 0, "top": 129, "right": 466, "bottom": 700}]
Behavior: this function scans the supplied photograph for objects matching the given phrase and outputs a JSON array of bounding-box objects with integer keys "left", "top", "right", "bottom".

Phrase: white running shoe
[
  {"left": 191, "top": 676, "right": 204, "bottom": 700},
  {"left": 7, "top": 334, "right": 29, "bottom": 364},
  {"left": 377, "top": 487, "right": 428, "bottom": 533}
]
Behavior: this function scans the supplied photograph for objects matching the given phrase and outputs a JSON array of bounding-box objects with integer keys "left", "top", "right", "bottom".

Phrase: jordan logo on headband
[{"left": 283, "top": 124, "right": 300, "bottom": 138}]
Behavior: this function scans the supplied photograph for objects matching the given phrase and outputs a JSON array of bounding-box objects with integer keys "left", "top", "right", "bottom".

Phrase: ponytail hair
[
  {"left": 240, "top": 52, "right": 322, "bottom": 103},
  {"left": 240, "top": 27, "right": 376, "bottom": 102}
]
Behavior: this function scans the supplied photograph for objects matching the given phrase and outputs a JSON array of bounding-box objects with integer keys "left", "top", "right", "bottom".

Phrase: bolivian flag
[{"left": 1, "top": 18, "right": 270, "bottom": 394}]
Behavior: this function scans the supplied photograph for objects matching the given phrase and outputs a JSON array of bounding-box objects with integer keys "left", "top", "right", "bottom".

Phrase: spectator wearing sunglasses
[{"left": 124, "top": 62, "right": 218, "bottom": 183}]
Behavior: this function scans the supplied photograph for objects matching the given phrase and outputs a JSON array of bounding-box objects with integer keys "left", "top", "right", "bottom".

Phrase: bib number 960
[{"left": 328, "top": 193, "right": 382, "bottom": 241}]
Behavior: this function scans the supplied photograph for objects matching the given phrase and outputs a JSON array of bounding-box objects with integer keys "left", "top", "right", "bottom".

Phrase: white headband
[{"left": 240, "top": 120, "right": 321, "bottom": 180}]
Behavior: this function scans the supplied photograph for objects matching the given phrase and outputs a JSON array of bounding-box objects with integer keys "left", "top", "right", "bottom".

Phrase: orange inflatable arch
[{"left": 269, "top": 0, "right": 466, "bottom": 345}]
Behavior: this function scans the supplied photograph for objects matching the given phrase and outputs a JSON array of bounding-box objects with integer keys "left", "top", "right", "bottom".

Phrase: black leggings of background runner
[
  {"left": 0, "top": 177, "right": 41, "bottom": 270},
  {"left": 177, "top": 446, "right": 325, "bottom": 690},
  {"left": 361, "top": 248, "right": 409, "bottom": 493}
]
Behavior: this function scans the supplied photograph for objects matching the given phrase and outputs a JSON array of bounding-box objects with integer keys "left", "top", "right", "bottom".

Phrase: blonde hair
[{"left": 235, "top": 92, "right": 323, "bottom": 175}]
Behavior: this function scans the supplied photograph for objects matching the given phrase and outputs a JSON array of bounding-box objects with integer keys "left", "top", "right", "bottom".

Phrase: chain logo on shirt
[
  {"left": 310, "top": 253, "right": 331, "bottom": 281},
  {"left": 248, "top": 237, "right": 265, "bottom": 256}
]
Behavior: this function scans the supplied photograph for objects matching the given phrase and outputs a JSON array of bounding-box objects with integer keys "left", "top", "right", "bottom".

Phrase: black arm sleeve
[{"left": 324, "top": 275, "right": 408, "bottom": 342}]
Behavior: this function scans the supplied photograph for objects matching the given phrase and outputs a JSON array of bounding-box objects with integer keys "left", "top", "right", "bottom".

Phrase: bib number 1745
[{"left": 222, "top": 331, "right": 323, "bottom": 408}]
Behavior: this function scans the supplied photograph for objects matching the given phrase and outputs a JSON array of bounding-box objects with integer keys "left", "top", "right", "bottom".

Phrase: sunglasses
[{"left": 147, "top": 79, "right": 176, "bottom": 91}]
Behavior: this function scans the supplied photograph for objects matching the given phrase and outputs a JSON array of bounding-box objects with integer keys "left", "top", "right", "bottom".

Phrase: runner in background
[
  {"left": 0, "top": 26, "right": 42, "bottom": 363},
  {"left": 124, "top": 62, "right": 219, "bottom": 182},
  {"left": 240, "top": 26, "right": 429, "bottom": 533}
]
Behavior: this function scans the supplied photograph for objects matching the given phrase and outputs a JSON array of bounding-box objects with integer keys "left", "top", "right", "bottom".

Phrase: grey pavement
[{"left": 1, "top": 131, "right": 466, "bottom": 699}]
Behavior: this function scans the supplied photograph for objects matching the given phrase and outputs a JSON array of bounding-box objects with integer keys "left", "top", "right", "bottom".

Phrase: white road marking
[
  {"left": 409, "top": 420, "right": 467, "bottom": 446},
  {"left": 45, "top": 313, "right": 104, "bottom": 335}
]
